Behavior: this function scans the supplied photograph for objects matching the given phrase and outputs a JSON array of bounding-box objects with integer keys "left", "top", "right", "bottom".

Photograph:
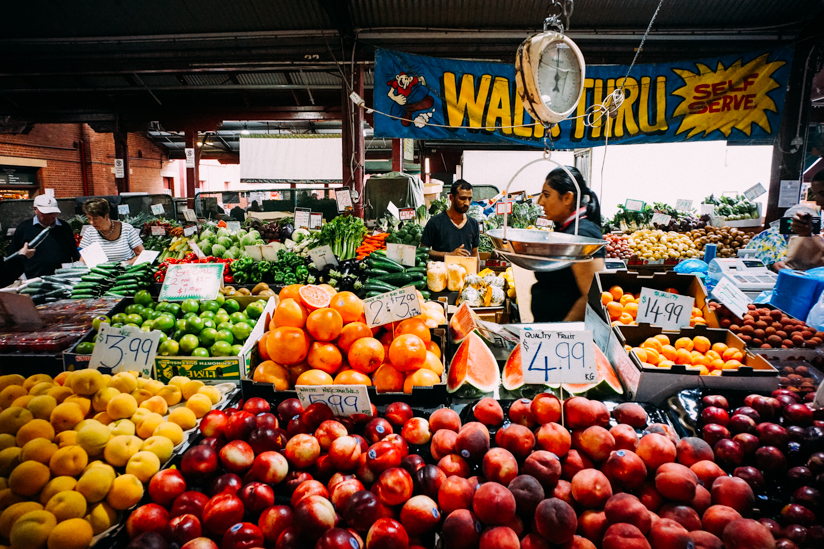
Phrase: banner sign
[{"left": 374, "top": 47, "right": 792, "bottom": 148}]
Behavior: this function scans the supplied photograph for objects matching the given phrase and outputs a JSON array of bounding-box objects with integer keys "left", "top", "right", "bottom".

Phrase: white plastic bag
[
  {"left": 447, "top": 263, "right": 467, "bottom": 292},
  {"left": 427, "top": 261, "right": 447, "bottom": 293}
]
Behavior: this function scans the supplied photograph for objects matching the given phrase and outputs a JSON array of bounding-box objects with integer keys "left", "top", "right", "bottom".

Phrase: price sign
[
  {"left": 675, "top": 199, "right": 693, "bottom": 211},
  {"left": 183, "top": 225, "right": 197, "bottom": 237},
  {"left": 363, "top": 286, "right": 422, "bottom": 328},
  {"left": 188, "top": 240, "right": 206, "bottom": 260},
  {"left": 89, "top": 323, "right": 161, "bottom": 378},
  {"left": 496, "top": 202, "right": 513, "bottom": 215},
  {"left": 6, "top": 228, "right": 14, "bottom": 237},
  {"left": 536, "top": 218, "right": 551, "bottom": 227},
  {"left": 711, "top": 276, "right": 752, "bottom": 320},
  {"left": 114, "top": 159, "right": 125, "bottom": 179},
  {"left": 151, "top": 226, "right": 166, "bottom": 236},
  {"left": 79, "top": 242, "right": 108, "bottom": 269},
  {"left": 295, "top": 385, "right": 372, "bottom": 417},
  {"left": 625, "top": 199, "right": 646, "bottom": 212},
  {"left": 151, "top": 204, "right": 165, "bottom": 215},
  {"left": 399, "top": 208, "right": 415, "bottom": 221},
  {"left": 386, "top": 201, "right": 400, "bottom": 219},
  {"left": 386, "top": 243, "right": 417, "bottom": 267},
  {"left": 308, "top": 245, "right": 338, "bottom": 269},
  {"left": 185, "top": 147, "right": 196, "bottom": 168},
  {"left": 336, "top": 187, "right": 353, "bottom": 212},
  {"left": 520, "top": 329, "right": 596, "bottom": 385},
  {"left": 226, "top": 221, "right": 241, "bottom": 232},
  {"left": 133, "top": 250, "right": 160, "bottom": 266},
  {"left": 309, "top": 213, "right": 322, "bottom": 230},
  {"left": 652, "top": 212, "right": 672, "bottom": 226},
  {"left": 183, "top": 209, "right": 198, "bottom": 223},
  {"left": 294, "top": 208, "right": 310, "bottom": 229},
  {"left": 159, "top": 263, "right": 225, "bottom": 301},
  {"left": 637, "top": 287, "right": 695, "bottom": 330},
  {"left": 118, "top": 205, "right": 130, "bottom": 216},
  {"left": 744, "top": 183, "right": 767, "bottom": 201}
]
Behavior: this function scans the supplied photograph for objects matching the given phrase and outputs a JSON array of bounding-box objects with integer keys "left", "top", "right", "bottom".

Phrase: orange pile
[
  {"left": 627, "top": 333, "right": 745, "bottom": 376},
  {"left": 601, "top": 285, "right": 707, "bottom": 327},
  {"left": 252, "top": 284, "right": 443, "bottom": 394}
]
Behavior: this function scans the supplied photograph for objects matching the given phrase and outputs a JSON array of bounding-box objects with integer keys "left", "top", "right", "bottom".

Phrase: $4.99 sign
[
  {"left": 520, "top": 330, "right": 596, "bottom": 385},
  {"left": 637, "top": 287, "right": 695, "bottom": 330},
  {"left": 89, "top": 323, "right": 161, "bottom": 378},
  {"left": 363, "top": 286, "right": 422, "bottom": 328}
]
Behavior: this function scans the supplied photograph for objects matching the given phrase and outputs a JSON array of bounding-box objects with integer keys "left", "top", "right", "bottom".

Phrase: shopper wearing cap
[{"left": 6, "top": 195, "right": 80, "bottom": 279}]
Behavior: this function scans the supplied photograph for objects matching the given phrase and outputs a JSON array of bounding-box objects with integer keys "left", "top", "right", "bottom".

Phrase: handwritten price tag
[
  {"left": 295, "top": 385, "right": 373, "bottom": 417},
  {"left": 159, "top": 263, "right": 225, "bottom": 301},
  {"left": 625, "top": 199, "right": 645, "bottom": 212},
  {"left": 183, "top": 209, "right": 198, "bottom": 222},
  {"left": 336, "top": 187, "right": 353, "bottom": 212},
  {"left": 226, "top": 221, "right": 241, "bottom": 232},
  {"left": 295, "top": 209, "right": 310, "bottom": 229},
  {"left": 363, "top": 286, "right": 422, "bottom": 328},
  {"left": 310, "top": 213, "right": 322, "bottom": 229},
  {"left": 79, "top": 242, "right": 108, "bottom": 269},
  {"left": 711, "top": 276, "right": 752, "bottom": 320},
  {"left": 496, "top": 202, "right": 513, "bottom": 215},
  {"left": 652, "top": 212, "right": 672, "bottom": 226},
  {"left": 637, "top": 287, "right": 695, "bottom": 330},
  {"left": 675, "top": 199, "right": 693, "bottom": 211},
  {"left": 399, "top": 208, "right": 415, "bottom": 221},
  {"left": 308, "top": 245, "right": 338, "bottom": 269},
  {"left": 184, "top": 225, "right": 197, "bottom": 237},
  {"left": 151, "top": 204, "right": 165, "bottom": 215},
  {"left": 133, "top": 250, "right": 159, "bottom": 266},
  {"left": 151, "top": 226, "right": 166, "bottom": 236},
  {"left": 89, "top": 323, "right": 161, "bottom": 378},
  {"left": 386, "top": 243, "right": 416, "bottom": 267},
  {"left": 744, "top": 183, "right": 767, "bottom": 201},
  {"left": 520, "top": 329, "right": 596, "bottom": 385},
  {"left": 188, "top": 240, "right": 206, "bottom": 260},
  {"left": 536, "top": 218, "right": 551, "bottom": 227},
  {"left": 118, "top": 205, "right": 130, "bottom": 215}
]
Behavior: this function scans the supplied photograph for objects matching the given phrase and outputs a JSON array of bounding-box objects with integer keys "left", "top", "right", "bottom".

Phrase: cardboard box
[
  {"left": 609, "top": 324, "right": 778, "bottom": 405},
  {"left": 589, "top": 271, "right": 718, "bottom": 329}
]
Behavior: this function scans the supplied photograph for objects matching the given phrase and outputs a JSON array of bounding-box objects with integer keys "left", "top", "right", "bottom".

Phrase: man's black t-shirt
[
  {"left": 8, "top": 219, "right": 79, "bottom": 278},
  {"left": 421, "top": 212, "right": 480, "bottom": 254}
]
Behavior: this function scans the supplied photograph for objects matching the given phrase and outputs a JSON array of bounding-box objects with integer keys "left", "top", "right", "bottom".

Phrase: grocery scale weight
[{"left": 707, "top": 258, "right": 778, "bottom": 297}]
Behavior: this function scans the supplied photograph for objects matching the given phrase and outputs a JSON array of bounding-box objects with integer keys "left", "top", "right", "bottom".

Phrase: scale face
[{"left": 709, "top": 258, "right": 778, "bottom": 292}]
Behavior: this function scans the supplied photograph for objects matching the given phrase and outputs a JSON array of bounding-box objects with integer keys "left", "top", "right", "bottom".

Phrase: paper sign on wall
[
  {"left": 399, "top": 208, "right": 415, "bottom": 221},
  {"left": 118, "top": 205, "right": 130, "bottom": 215},
  {"left": 363, "top": 286, "right": 422, "bottom": 328},
  {"left": 675, "top": 199, "right": 693, "bottom": 211},
  {"left": 133, "top": 250, "right": 160, "bottom": 266},
  {"left": 79, "top": 242, "right": 108, "bottom": 269},
  {"left": 159, "top": 263, "right": 225, "bottom": 301},
  {"left": 295, "top": 385, "right": 372, "bottom": 417},
  {"left": 151, "top": 204, "right": 165, "bottom": 215},
  {"left": 496, "top": 202, "right": 513, "bottom": 215},
  {"left": 114, "top": 159, "right": 125, "bottom": 179},
  {"left": 308, "top": 245, "right": 338, "bottom": 269},
  {"left": 294, "top": 208, "right": 310, "bottom": 229},
  {"left": 310, "top": 213, "right": 322, "bottom": 229},
  {"left": 778, "top": 180, "right": 801, "bottom": 208},
  {"left": 386, "top": 243, "right": 416, "bottom": 267},
  {"left": 711, "top": 276, "right": 752, "bottom": 320},
  {"left": 744, "top": 183, "right": 767, "bottom": 201},
  {"left": 185, "top": 148, "right": 196, "bottom": 168},
  {"left": 89, "top": 323, "right": 161, "bottom": 378},
  {"left": 336, "top": 187, "right": 353, "bottom": 212},
  {"left": 637, "top": 287, "right": 695, "bottom": 330},
  {"left": 520, "top": 329, "right": 596, "bottom": 385}
]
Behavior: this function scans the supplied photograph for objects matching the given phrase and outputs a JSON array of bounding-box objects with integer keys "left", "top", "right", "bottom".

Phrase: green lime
[
  {"left": 184, "top": 317, "right": 205, "bottom": 334},
  {"left": 112, "top": 313, "right": 128, "bottom": 325},
  {"left": 210, "top": 341, "right": 232, "bottom": 357},
  {"left": 179, "top": 334, "right": 199, "bottom": 354},
  {"left": 92, "top": 316, "right": 111, "bottom": 331},
  {"left": 111, "top": 323, "right": 124, "bottom": 329},
  {"left": 231, "top": 322, "right": 252, "bottom": 342},
  {"left": 143, "top": 302, "right": 156, "bottom": 310},
  {"left": 173, "top": 329, "right": 185, "bottom": 341},
  {"left": 126, "top": 314, "right": 144, "bottom": 326},
  {"left": 75, "top": 342, "right": 95, "bottom": 355},
  {"left": 215, "top": 329, "right": 234, "bottom": 344},
  {"left": 152, "top": 313, "right": 176, "bottom": 333},
  {"left": 201, "top": 319, "right": 216, "bottom": 330},
  {"left": 192, "top": 347, "right": 210, "bottom": 357},
  {"left": 139, "top": 308, "right": 154, "bottom": 322},
  {"left": 200, "top": 300, "right": 220, "bottom": 314},
  {"left": 245, "top": 301, "right": 265, "bottom": 319},
  {"left": 124, "top": 304, "right": 144, "bottom": 316},
  {"left": 181, "top": 299, "right": 200, "bottom": 314},
  {"left": 199, "top": 311, "right": 216, "bottom": 320},
  {"left": 158, "top": 340, "right": 180, "bottom": 356},
  {"left": 142, "top": 319, "right": 154, "bottom": 329},
  {"left": 155, "top": 302, "right": 169, "bottom": 313},
  {"left": 214, "top": 311, "right": 230, "bottom": 325},
  {"left": 214, "top": 294, "right": 225, "bottom": 305},
  {"left": 157, "top": 332, "right": 167, "bottom": 345},
  {"left": 231, "top": 344, "right": 243, "bottom": 356},
  {"left": 149, "top": 310, "right": 162, "bottom": 321},
  {"left": 125, "top": 323, "right": 141, "bottom": 329},
  {"left": 165, "top": 303, "right": 182, "bottom": 318},
  {"left": 141, "top": 325, "right": 153, "bottom": 333},
  {"left": 230, "top": 312, "right": 247, "bottom": 324},
  {"left": 198, "top": 327, "right": 218, "bottom": 347},
  {"left": 176, "top": 318, "right": 188, "bottom": 331},
  {"left": 134, "top": 290, "right": 153, "bottom": 306},
  {"left": 222, "top": 299, "right": 240, "bottom": 314},
  {"left": 246, "top": 317, "right": 257, "bottom": 328},
  {"left": 217, "top": 322, "right": 233, "bottom": 332},
  {"left": 183, "top": 312, "right": 198, "bottom": 321}
]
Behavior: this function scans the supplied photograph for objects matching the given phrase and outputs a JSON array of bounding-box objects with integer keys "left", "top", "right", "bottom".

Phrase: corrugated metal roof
[
  {"left": 139, "top": 74, "right": 182, "bottom": 87},
  {"left": 83, "top": 75, "right": 130, "bottom": 88},
  {"left": 183, "top": 74, "right": 231, "bottom": 86},
  {"left": 236, "top": 72, "right": 288, "bottom": 85},
  {"left": 291, "top": 72, "right": 342, "bottom": 85}
]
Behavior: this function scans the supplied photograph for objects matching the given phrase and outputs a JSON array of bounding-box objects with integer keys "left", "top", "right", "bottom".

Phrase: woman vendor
[
  {"left": 79, "top": 198, "right": 145, "bottom": 264},
  {"left": 531, "top": 166, "right": 605, "bottom": 322}
]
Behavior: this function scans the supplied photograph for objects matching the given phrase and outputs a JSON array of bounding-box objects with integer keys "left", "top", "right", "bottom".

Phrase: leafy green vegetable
[{"left": 315, "top": 216, "right": 367, "bottom": 260}]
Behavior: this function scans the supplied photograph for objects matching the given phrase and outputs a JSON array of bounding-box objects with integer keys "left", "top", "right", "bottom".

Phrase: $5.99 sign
[
  {"left": 363, "top": 286, "right": 422, "bottom": 328},
  {"left": 89, "top": 323, "right": 161, "bottom": 378},
  {"left": 637, "top": 287, "right": 695, "bottom": 330},
  {"left": 520, "top": 330, "right": 596, "bottom": 385}
]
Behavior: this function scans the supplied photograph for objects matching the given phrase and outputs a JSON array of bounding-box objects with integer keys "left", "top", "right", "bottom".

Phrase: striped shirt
[{"left": 79, "top": 222, "right": 143, "bottom": 262}]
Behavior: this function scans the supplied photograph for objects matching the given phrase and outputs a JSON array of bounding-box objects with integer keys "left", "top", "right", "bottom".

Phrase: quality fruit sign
[
  {"left": 374, "top": 47, "right": 791, "bottom": 148},
  {"left": 520, "top": 329, "right": 596, "bottom": 385}
]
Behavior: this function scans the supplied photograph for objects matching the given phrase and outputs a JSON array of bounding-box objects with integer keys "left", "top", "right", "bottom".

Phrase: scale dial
[{"left": 537, "top": 41, "right": 583, "bottom": 114}]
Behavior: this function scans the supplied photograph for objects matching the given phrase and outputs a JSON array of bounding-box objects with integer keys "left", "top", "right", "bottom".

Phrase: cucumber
[
  {"left": 363, "top": 283, "right": 394, "bottom": 293},
  {"left": 373, "top": 272, "right": 414, "bottom": 285},
  {"left": 418, "top": 246, "right": 430, "bottom": 253},
  {"left": 364, "top": 269, "right": 390, "bottom": 277},
  {"left": 367, "top": 257, "right": 405, "bottom": 273},
  {"left": 405, "top": 267, "right": 427, "bottom": 274},
  {"left": 371, "top": 250, "right": 387, "bottom": 257},
  {"left": 411, "top": 280, "right": 427, "bottom": 290},
  {"left": 365, "top": 291, "right": 384, "bottom": 298},
  {"left": 73, "top": 282, "right": 99, "bottom": 290},
  {"left": 420, "top": 290, "right": 431, "bottom": 300},
  {"left": 364, "top": 279, "right": 397, "bottom": 291}
]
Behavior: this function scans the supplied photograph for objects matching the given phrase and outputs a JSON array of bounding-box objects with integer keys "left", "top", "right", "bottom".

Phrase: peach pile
[
  {"left": 0, "top": 370, "right": 222, "bottom": 549},
  {"left": 629, "top": 333, "right": 745, "bottom": 376},
  {"left": 711, "top": 302, "right": 824, "bottom": 349}
]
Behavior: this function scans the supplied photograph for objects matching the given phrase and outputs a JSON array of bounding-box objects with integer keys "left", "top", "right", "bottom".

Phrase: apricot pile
[
  {"left": 629, "top": 333, "right": 745, "bottom": 375},
  {"left": 711, "top": 302, "right": 824, "bottom": 349},
  {"left": 602, "top": 285, "right": 707, "bottom": 327}
]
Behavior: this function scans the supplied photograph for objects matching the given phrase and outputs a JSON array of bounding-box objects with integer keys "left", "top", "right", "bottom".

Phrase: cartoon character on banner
[{"left": 387, "top": 68, "right": 435, "bottom": 128}]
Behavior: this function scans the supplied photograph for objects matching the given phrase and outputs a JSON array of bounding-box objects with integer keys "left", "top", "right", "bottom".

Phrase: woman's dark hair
[
  {"left": 545, "top": 166, "right": 601, "bottom": 227},
  {"left": 82, "top": 198, "right": 110, "bottom": 218}
]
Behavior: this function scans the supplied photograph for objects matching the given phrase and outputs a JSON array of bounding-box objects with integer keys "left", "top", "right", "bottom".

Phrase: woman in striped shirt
[{"left": 80, "top": 198, "right": 145, "bottom": 263}]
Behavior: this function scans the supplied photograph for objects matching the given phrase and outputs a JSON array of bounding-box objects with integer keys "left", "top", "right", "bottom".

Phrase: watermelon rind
[{"left": 447, "top": 332, "right": 500, "bottom": 394}]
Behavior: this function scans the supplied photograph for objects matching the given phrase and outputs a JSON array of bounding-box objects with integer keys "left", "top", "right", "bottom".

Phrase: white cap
[{"left": 33, "top": 194, "right": 61, "bottom": 214}]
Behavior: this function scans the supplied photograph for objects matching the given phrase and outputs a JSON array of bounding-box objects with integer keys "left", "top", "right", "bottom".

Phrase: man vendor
[{"left": 421, "top": 180, "right": 480, "bottom": 260}]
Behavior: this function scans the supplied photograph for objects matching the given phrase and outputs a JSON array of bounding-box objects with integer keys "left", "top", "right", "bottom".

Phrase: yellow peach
[{"left": 168, "top": 407, "right": 197, "bottom": 430}]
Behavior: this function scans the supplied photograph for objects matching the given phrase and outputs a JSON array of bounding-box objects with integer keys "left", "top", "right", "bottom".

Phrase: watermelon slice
[
  {"left": 449, "top": 302, "right": 477, "bottom": 343},
  {"left": 447, "top": 332, "right": 500, "bottom": 395},
  {"left": 501, "top": 343, "right": 559, "bottom": 399}
]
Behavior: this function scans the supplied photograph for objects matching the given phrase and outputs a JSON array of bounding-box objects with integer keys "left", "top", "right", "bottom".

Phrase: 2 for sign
[{"left": 363, "top": 286, "right": 422, "bottom": 328}]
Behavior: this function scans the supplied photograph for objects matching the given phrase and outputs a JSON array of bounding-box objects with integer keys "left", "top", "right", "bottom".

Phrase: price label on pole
[
  {"left": 496, "top": 202, "right": 513, "bottom": 215},
  {"left": 675, "top": 199, "right": 693, "bottom": 212},
  {"left": 114, "top": 159, "right": 125, "bottom": 179},
  {"left": 182, "top": 209, "right": 198, "bottom": 223},
  {"left": 309, "top": 213, "right": 322, "bottom": 230},
  {"left": 183, "top": 225, "right": 197, "bottom": 237},
  {"left": 336, "top": 187, "right": 353, "bottom": 212},
  {"left": 520, "top": 329, "right": 596, "bottom": 385},
  {"left": 536, "top": 218, "right": 551, "bottom": 227},
  {"left": 637, "top": 287, "right": 695, "bottom": 330},
  {"left": 151, "top": 226, "right": 166, "bottom": 236},
  {"left": 710, "top": 276, "right": 752, "bottom": 320},
  {"left": 295, "top": 385, "right": 373, "bottom": 417},
  {"left": 308, "top": 245, "right": 338, "bottom": 269},
  {"left": 625, "top": 199, "right": 646, "bottom": 212},
  {"left": 89, "top": 323, "right": 161, "bottom": 378},
  {"left": 386, "top": 243, "right": 417, "bottom": 267},
  {"left": 118, "top": 204, "right": 130, "bottom": 216},
  {"left": 363, "top": 286, "right": 423, "bottom": 328},
  {"left": 399, "top": 208, "right": 415, "bottom": 221},
  {"left": 151, "top": 204, "right": 165, "bottom": 215},
  {"left": 294, "top": 208, "right": 310, "bottom": 229},
  {"left": 188, "top": 240, "right": 206, "bottom": 260},
  {"left": 744, "top": 183, "right": 767, "bottom": 201}
]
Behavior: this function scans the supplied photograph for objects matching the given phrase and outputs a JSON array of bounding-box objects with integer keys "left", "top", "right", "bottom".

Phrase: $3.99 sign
[
  {"left": 637, "top": 287, "right": 695, "bottom": 330},
  {"left": 89, "top": 323, "right": 161, "bottom": 378},
  {"left": 363, "top": 286, "right": 422, "bottom": 328},
  {"left": 520, "top": 330, "right": 596, "bottom": 385}
]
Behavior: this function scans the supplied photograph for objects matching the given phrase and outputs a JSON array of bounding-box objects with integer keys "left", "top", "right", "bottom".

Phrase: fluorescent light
[
  {"left": 425, "top": 158, "right": 430, "bottom": 174},
  {"left": 241, "top": 129, "right": 250, "bottom": 135}
]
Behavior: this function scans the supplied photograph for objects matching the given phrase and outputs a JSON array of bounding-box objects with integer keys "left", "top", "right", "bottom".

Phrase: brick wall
[{"left": 0, "top": 124, "right": 166, "bottom": 198}]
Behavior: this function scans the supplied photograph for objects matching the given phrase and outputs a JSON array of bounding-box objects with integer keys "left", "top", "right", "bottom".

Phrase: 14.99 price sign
[
  {"left": 520, "top": 329, "right": 596, "bottom": 385},
  {"left": 89, "top": 323, "right": 161, "bottom": 378},
  {"left": 636, "top": 287, "right": 695, "bottom": 330}
]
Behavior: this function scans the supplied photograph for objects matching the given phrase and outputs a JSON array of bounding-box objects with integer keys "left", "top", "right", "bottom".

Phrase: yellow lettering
[
  {"left": 591, "top": 79, "right": 604, "bottom": 138},
  {"left": 443, "top": 72, "right": 492, "bottom": 129},
  {"left": 533, "top": 122, "right": 544, "bottom": 138},
  {"left": 513, "top": 92, "right": 535, "bottom": 137},
  {"left": 604, "top": 79, "right": 616, "bottom": 138},
  {"left": 573, "top": 79, "right": 596, "bottom": 140},
  {"left": 614, "top": 77, "right": 640, "bottom": 137},
  {"left": 552, "top": 124, "right": 561, "bottom": 138},
  {"left": 484, "top": 77, "right": 513, "bottom": 134},
  {"left": 639, "top": 76, "right": 669, "bottom": 133}
]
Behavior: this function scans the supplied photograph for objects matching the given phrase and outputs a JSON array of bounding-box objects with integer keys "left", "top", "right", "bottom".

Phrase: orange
[
  {"left": 299, "top": 285, "right": 332, "bottom": 311},
  {"left": 619, "top": 294, "right": 635, "bottom": 306},
  {"left": 623, "top": 302, "right": 639, "bottom": 319},
  {"left": 258, "top": 332, "right": 271, "bottom": 361},
  {"left": 337, "top": 323, "right": 373, "bottom": 354},
  {"left": 664, "top": 287, "right": 679, "bottom": 294},
  {"left": 348, "top": 338, "right": 386, "bottom": 375},
  {"left": 674, "top": 348, "right": 693, "bottom": 365},
  {"left": 658, "top": 360, "right": 674, "bottom": 368},
  {"left": 318, "top": 284, "right": 338, "bottom": 297},
  {"left": 692, "top": 308, "right": 703, "bottom": 318},
  {"left": 334, "top": 370, "right": 371, "bottom": 386},
  {"left": 641, "top": 338, "right": 662, "bottom": 353},
  {"left": 723, "top": 359, "right": 742, "bottom": 370},
  {"left": 388, "top": 334, "right": 427, "bottom": 372},
  {"left": 305, "top": 308, "right": 343, "bottom": 342},
  {"left": 709, "top": 359, "right": 726, "bottom": 371},
  {"left": 601, "top": 292, "right": 613, "bottom": 306},
  {"left": 421, "top": 351, "right": 444, "bottom": 377},
  {"left": 307, "top": 342, "right": 343, "bottom": 375},
  {"left": 674, "top": 337, "right": 694, "bottom": 352},
  {"left": 692, "top": 336, "right": 711, "bottom": 354},
  {"left": 426, "top": 341, "right": 441, "bottom": 359},
  {"left": 710, "top": 369, "right": 723, "bottom": 376},
  {"left": 711, "top": 342, "right": 728, "bottom": 355},
  {"left": 295, "top": 370, "right": 334, "bottom": 386},
  {"left": 266, "top": 327, "right": 310, "bottom": 365},
  {"left": 660, "top": 345, "right": 677, "bottom": 361},
  {"left": 619, "top": 313, "right": 634, "bottom": 325},
  {"left": 722, "top": 348, "right": 743, "bottom": 361},
  {"left": 253, "top": 360, "right": 282, "bottom": 383},
  {"left": 403, "top": 369, "right": 440, "bottom": 394},
  {"left": 379, "top": 330, "right": 393, "bottom": 356},
  {"left": 288, "top": 362, "right": 311, "bottom": 386},
  {"left": 279, "top": 284, "right": 303, "bottom": 302},
  {"left": 643, "top": 347, "right": 660, "bottom": 365},
  {"left": 654, "top": 334, "right": 671, "bottom": 347},
  {"left": 690, "top": 350, "right": 705, "bottom": 362},
  {"left": 609, "top": 285, "right": 624, "bottom": 301},
  {"left": 631, "top": 348, "right": 648, "bottom": 363},
  {"left": 394, "top": 318, "right": 432, "bottom": 345},
  {"left": 373, "top": 364, "right": 405, "bottom": 393},
  {"left": 273, "top": 299, "right": 309, "bottom": 329},
  {"left": 606, "top": 302, "right": 623, "bottom": 321},
  {"left": 329, "top": 292, "right": 364, "bottom": 324}
]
